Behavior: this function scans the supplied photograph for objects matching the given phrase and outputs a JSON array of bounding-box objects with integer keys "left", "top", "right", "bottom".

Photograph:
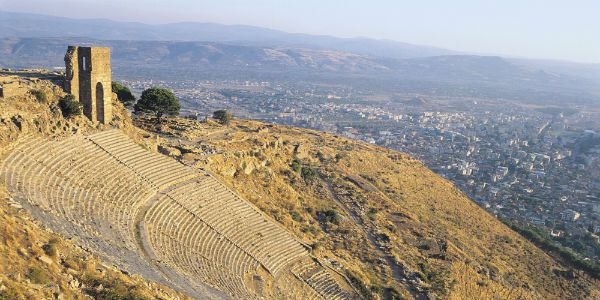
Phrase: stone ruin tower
[{"left": 64, "top": 46, "right": 112, "bottom": 123}]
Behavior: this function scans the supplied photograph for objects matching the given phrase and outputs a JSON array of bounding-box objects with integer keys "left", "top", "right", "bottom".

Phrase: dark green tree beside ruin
[
  {"left": 134, "top": 87, "right": 180, "bottom": 123},
  {"left": 58, "top": 94, "right": 82, "bottom": 118},
  {"left": 111, "top": 82, "right": 136, "bottom": 107},
  {"left": 213, "top": 109, "right": 234, "bottom": 125}
]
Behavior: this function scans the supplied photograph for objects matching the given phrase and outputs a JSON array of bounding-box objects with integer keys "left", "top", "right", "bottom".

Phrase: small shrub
[
  {"left": 95, "top": 288, "right": 126, "bottom": 300},
  {"left": 360, "top": 174, "right": 376, "bottom": 183},
  {"left": 290, "top": 210, "right": 303, "bottom": 222},
  {"left": 346, "top": 272, "right": 373, "bottom": 299},
  {"left": 318, "top": 209, "right": 340, "bottom": 225},
  {"left": 111, "top": 81, "right": 136, "bottom": 106},
  {"left": 30, "top": 89, "right": 47, "bottom": 103},
  {"left": 58, "top": 94, "right": 82, "bottom": 118},
  {"left": 367, "top": 207, "right": 378, "bottom": 219},
  {"left": 28, "top": 267, "right": 50, "bottom": 284},
  {"left": 310, "top": 242, "right": 320, "bottom": 250},
  {"left": 42, "top": 238, "right": 59, "bottom": 257},
  {"left": 387, "top": 287, "right": 406, "bottom": 300},
  {"left": 301, "top": 167, "right": 316, "bottom": 181},
  {"left": 415, "top": 271, "right": 427, "bottom": 281},
  {"left": 497, "top": 234, "right": 513, "bottom": 244},
  {"left": 370, "top": 285, "right": 383, "bottom": 295},
  {"left": 290, "top": 159, "right": 302, "bottom": 173}
]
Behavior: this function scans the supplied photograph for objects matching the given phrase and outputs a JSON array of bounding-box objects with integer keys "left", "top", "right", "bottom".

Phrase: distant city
[{"left": 121, "top": 77, "right": 600, "bottom": 259}]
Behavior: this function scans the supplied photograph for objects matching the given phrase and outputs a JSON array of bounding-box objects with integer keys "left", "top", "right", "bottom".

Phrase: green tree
[
  {"left": 111, "top": 82, "right": 136, "bottom": 106},
  {"left": 213, "top": 109, "right": 234, "bottom": 125},
  {"left": 58, "top": 94, "right": 82, "bottom": 118},
  {"left": 134, "top": 87, "right": 180, "bottom": 123}
]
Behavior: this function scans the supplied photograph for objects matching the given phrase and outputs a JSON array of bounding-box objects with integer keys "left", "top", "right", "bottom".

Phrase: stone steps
[{"left": 166, "top": 179, "right": 308, "bottom": 276}]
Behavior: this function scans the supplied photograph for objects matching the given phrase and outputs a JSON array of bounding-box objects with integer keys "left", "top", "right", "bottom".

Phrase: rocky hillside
[{"left": 138, "top": 116, "right": 600, "bottom": 299}]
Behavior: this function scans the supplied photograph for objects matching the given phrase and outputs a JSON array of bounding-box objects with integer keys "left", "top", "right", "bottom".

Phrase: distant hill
[
  {"left": 0, "top": 11, "right": 456, "bottom": 59},
  {"left": 0, "top": 37, "right": 391, "bottom": 72},
  {"left": 509, "top": 57, "right": 600, "bottom": 86},
  {"left": 2, "top": 36, "right": 598, "bottom": 105}
]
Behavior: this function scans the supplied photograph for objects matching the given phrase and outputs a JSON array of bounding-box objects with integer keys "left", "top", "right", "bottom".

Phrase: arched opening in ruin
[{"left": 96, "top": 82, "right": 104, "bottom": 123}]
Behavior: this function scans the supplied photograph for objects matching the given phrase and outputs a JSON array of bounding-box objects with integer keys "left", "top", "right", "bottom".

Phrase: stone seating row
[
  {"left": 88, "top": 130, "right": 198, "bottom": 190},
  {"left": 166, "top": 179, "right": 308, "bottom": 276},
  {"left": 144, "top": 195, "right": 259, "bottom": 298},
  {"left": 0, "top": 136, "right": 154, "bottom": 250},
  {"left": 291, "top": 259, "right": 352, "bottom": 300}
]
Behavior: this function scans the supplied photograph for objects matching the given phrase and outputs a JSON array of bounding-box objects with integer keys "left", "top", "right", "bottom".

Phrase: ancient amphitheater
[{"left": 0, "top": 129, "right": 358, "bottom": 299}]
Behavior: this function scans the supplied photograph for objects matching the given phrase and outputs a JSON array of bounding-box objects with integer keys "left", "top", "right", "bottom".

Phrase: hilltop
[{"left": 1, "top": 72, "right": 600, "bottom": 299}]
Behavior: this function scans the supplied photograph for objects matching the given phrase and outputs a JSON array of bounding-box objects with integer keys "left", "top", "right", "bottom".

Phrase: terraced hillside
[{"left": 0, "top": 129, "right": 359, "bottom": 299}]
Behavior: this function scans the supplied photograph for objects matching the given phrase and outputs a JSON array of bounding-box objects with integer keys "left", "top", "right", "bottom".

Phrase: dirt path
[{"left": 322, "top": 177, "right": 428, "bottom": 300}]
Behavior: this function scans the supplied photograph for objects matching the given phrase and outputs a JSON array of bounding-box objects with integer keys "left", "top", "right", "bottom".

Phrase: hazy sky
[{"left": 2, "top": 0, "right": 599, "bottom": 63}]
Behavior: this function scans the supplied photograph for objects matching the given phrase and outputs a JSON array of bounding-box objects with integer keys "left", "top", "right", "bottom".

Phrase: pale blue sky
[{"left": 2, "top": 0, "right": 599, "bottom": 63}]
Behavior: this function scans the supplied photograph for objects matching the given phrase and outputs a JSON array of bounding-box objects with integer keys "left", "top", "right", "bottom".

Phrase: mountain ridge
[
  {"left": 4, "top": 10, "right": 599, "bottom": 82},
  {"left": 2, "top": 35, "right": 599, "bottom": 105},
  {"left": 0, "top": 10, "right": 457, "bottom": 60}
]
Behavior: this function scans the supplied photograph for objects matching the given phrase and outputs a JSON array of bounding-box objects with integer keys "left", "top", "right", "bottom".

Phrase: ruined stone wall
[
  {"left": 64, "top": 46, "right": 112, "bottom": 123},
  {"left": 90, "top": 47, "right": 112, "bottom": 123}
]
